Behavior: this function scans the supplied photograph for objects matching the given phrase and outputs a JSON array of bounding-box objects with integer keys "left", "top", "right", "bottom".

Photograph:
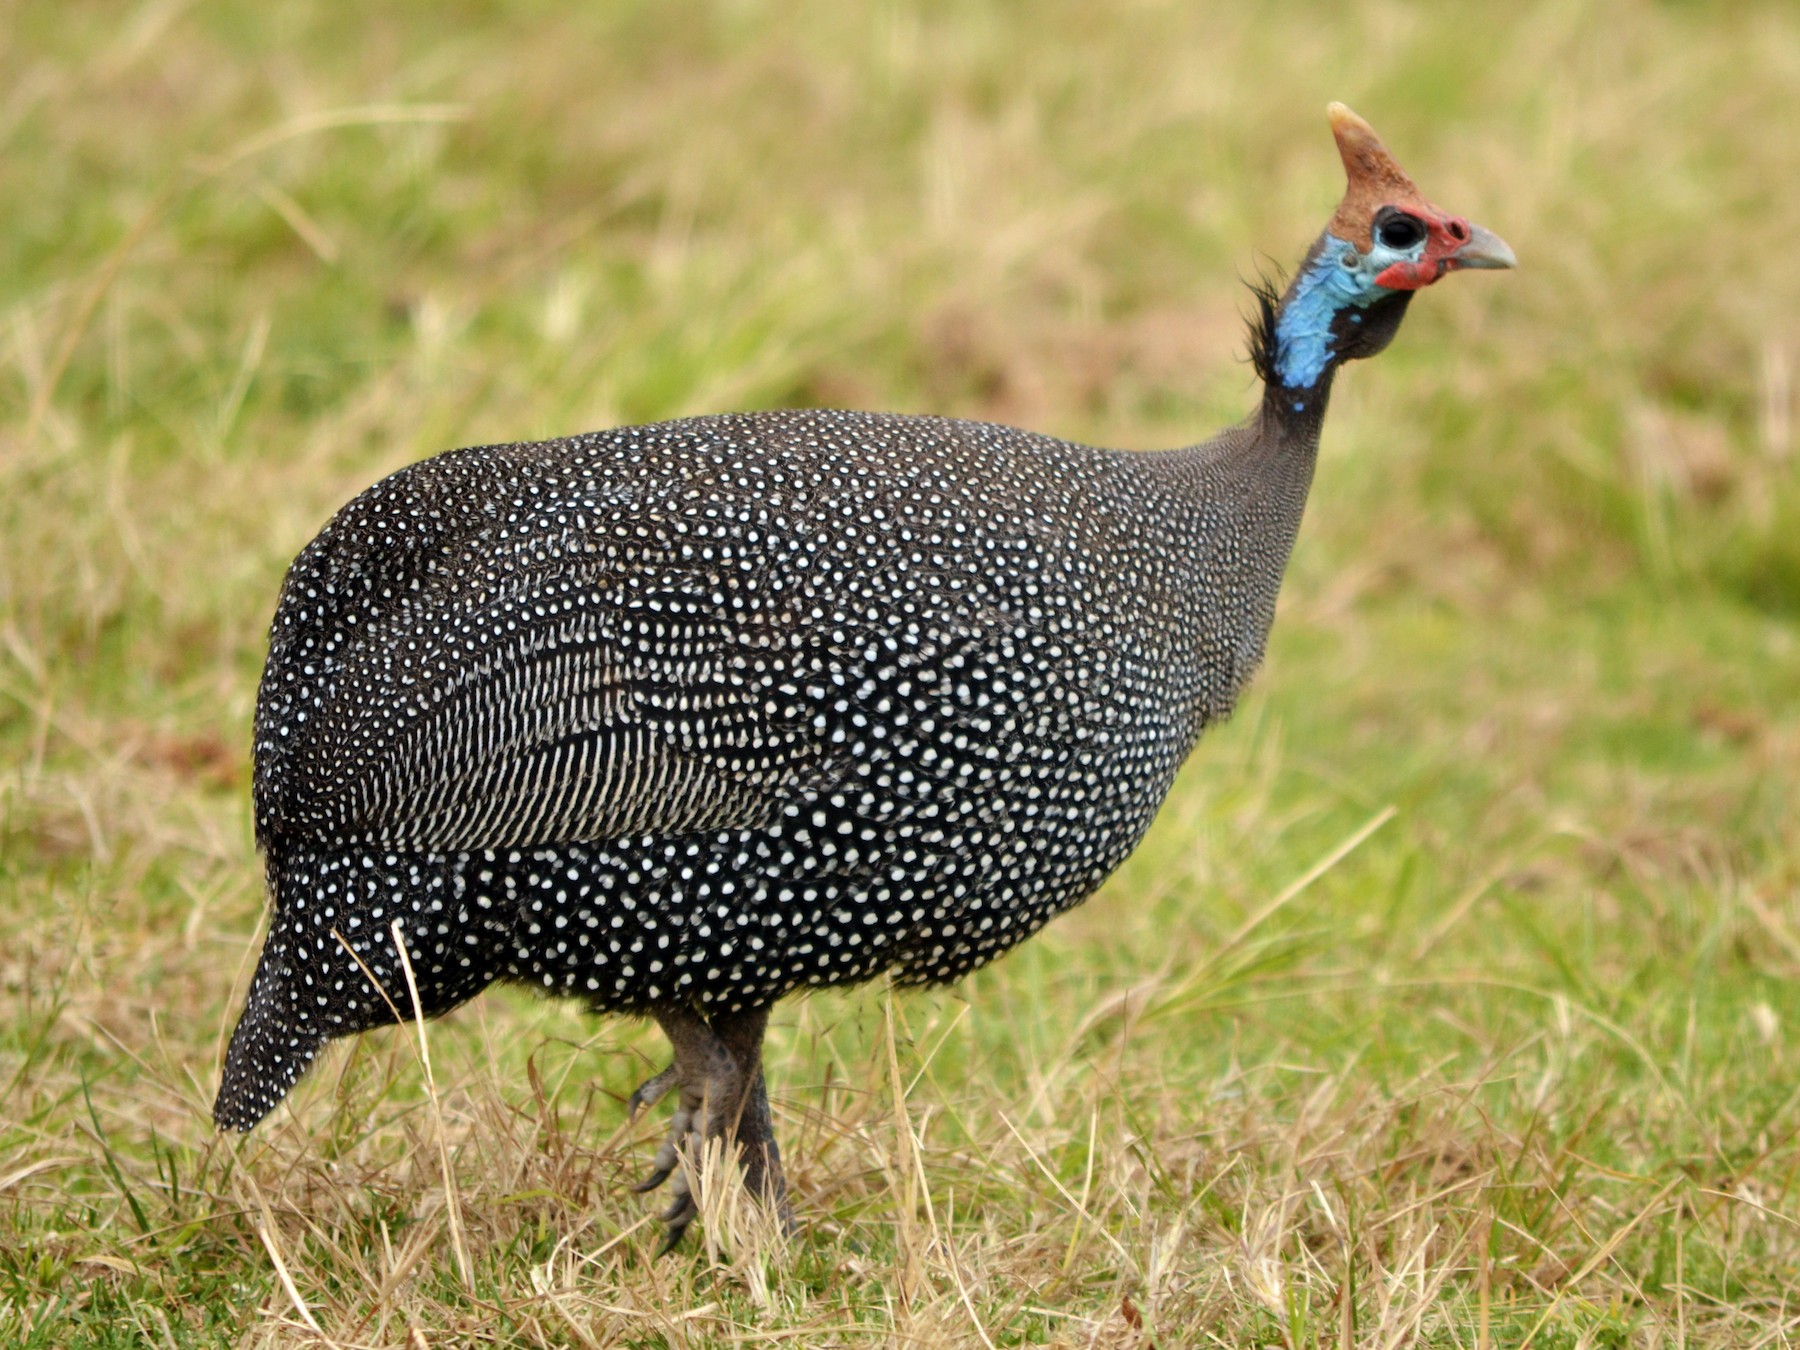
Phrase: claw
[
  {"left": 658, "top": 1216, "right": 691, "bottom": 1260},
  {"left": 658, "top": 1185, "right": 698, "bottom": 1253},
  {"left": 634, "top": 1101, "right": 693, "bottom": 1192},
  {"left": 627, "top": 1064, "right": 677, "bottom": 1117}
]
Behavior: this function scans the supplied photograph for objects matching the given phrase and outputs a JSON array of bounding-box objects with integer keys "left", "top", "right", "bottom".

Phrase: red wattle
[{"left": 1375, "top": 260, "right": 1431, "bottom": 290}]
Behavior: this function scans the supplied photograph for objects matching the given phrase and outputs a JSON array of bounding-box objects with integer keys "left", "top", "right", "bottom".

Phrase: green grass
[{"left": 5, "top": 0, "right": 1800, "bottom": 1344}]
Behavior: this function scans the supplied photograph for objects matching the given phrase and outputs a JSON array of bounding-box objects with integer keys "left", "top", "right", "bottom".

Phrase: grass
[{"left": 4, "top": 0, "right": 1800, "bottom": 1344}]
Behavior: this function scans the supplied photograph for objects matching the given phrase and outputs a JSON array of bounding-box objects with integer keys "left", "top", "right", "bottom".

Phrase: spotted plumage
[{"left": 216, "top": 105, "right": 1512, "bottom": 1246}]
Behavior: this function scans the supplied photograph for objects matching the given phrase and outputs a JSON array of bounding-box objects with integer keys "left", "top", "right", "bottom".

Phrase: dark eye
[{"left": 1374, "top": 211, "right": 1425, "bottom": 251}]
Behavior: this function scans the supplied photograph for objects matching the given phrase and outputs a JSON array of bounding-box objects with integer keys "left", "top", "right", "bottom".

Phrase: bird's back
[
  {"left": 246, "top": 408, "right": 1282, "bottom": 1019},
  {"left": 254, "top": 408, "right": 1259, "bottom": 864},
  {"left": 216, "top": 403, "right": 1316, "bottom": 1130}
]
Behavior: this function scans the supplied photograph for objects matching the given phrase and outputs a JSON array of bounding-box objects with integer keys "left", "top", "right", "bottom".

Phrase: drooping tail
[
  {"left": 214, "top": 923, "right": 328, "bottom": 1130},
  {"left": 214, "top": 844, "right": 506, "bottom": 1129}
]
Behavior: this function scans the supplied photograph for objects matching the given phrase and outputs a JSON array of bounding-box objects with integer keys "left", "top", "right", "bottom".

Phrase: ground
[{"left": 3, "top": 1, "right": 1800, "bottom": 1345}]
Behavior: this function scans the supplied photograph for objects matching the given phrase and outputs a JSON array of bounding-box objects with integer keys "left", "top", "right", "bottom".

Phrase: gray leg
[
  {"left": 627, "top": 1020, "right": 715, "bottom": 1201},
  {"left": 628, "top": 1004, "right": 790, "bottom": 1251},
  {"left": 712, "top": 1006, "right": 792, "bottom": 1228}
]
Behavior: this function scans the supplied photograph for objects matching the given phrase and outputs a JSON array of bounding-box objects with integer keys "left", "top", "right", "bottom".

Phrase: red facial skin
[{"left": 1373, "top": 212, "right": 1475, "bottom": 290}]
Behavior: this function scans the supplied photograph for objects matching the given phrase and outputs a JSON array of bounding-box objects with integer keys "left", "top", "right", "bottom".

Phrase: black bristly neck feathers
[{"left": 1233, "top": 99, "right": 1515, "bottom": 452}]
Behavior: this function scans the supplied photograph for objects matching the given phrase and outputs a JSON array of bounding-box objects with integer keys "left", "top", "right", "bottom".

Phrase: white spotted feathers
[{"left": 215, "top": 408, "right": 1314, "bottom": 1128}]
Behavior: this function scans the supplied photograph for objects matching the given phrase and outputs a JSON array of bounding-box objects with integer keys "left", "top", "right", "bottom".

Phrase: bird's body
[
  {"left": 216, "top": 106, "right": 1513, "bottom": 1246},
  {"left": 217, "top": 406, "right": 1313, "bottom": 1126}
]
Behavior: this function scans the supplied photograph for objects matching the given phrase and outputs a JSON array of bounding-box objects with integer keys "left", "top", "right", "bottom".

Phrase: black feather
[{"left": 1244, "top": 269, "right": 1285, "bottom": 388}]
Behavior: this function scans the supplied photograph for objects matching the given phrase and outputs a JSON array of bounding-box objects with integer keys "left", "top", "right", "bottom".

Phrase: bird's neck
[
  {"left": 1225, "top": 231, "right": 1417, "bottom": 475},
  {"left": 1147, "top": 236, "right": 1416, "bottom": 737},
  {"left": 1269, "top": 236, "right": 1372, "bottom": 396}
]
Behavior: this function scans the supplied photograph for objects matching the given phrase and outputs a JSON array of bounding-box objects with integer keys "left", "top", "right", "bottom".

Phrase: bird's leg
[
  {"left": 629, "top": 1004, "right": 787, "bottom": 1251},
  {"left": 629, "top": 1007, "right": 728, "bottom": 1222},
  {"left": 631, "top": 1005, "right": 748, "bottom": 1251},
  {"left": 710, "top": 1006, "right": 793, "bottom": 1231}
]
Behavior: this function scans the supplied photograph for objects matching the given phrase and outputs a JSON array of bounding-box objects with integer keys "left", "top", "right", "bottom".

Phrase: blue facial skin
[{"left": 1275, "top": 231, "right": 1423, "bottom": 393}]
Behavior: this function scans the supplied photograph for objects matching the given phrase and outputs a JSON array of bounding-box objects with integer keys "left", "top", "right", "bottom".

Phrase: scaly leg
[
  {"left": 712, "top": 1006, "right": 793, "bottom": 1230},
  {"left": 627, "top": 1004, "right": 789, "bottom": 1250}
]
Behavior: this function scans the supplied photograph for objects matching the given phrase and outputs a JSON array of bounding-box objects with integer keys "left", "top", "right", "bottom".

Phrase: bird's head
[
  {"left": 1323, "top": 102, "right": 1516, "bottom": 294},
  {"left": 1263, "top": 104, "right": 1515, "bottom": 395}
]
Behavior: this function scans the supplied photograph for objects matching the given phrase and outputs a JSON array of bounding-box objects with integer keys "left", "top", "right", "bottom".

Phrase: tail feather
[
  {"left": 214, "top": 928, "right": 327, "bottom": 1130},
  {"left": 213, "top": 844, "right": 504, "bottom": 1129}
]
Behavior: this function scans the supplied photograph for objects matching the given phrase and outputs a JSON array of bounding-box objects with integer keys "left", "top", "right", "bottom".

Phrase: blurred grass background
[{"left": 3, "top": 0, "right": 1800, "bottom": 1345}]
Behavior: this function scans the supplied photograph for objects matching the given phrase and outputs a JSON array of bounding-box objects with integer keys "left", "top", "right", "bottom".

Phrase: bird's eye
[{"left": 1374, "top": 211, "right": 1425, "bottom": 251}]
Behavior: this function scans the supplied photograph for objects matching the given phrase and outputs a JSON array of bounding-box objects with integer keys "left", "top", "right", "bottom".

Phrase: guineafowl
[{"left": 215, "top": 104, "right": 1512, "bottom": 1248}]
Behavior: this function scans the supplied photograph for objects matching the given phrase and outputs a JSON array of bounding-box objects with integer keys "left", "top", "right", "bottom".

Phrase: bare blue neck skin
[
  {"left": 1274, "top": 235, "right": 1381, "bottom": 398},
  {"left": 1273, "top": 229, "right": 1426, "bottom": 412}
]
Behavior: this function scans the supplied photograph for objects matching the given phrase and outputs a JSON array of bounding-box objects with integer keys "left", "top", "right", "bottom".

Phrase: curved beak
[{"left": 1448, "top": 222, "right": 1517, "bottom": 272}]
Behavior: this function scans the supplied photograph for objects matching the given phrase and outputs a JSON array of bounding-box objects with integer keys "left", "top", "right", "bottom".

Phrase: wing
[
  {"left": 252, "top": 428, "right": 854, "bottom": 853},
  {"left": 251, "top": 410, "right": 1136, "bottom": 858}
]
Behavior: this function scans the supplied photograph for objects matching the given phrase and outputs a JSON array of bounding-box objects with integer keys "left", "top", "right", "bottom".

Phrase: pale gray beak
[{"left": 1448, "top": 222, "right": 1517, "bottom": 271}]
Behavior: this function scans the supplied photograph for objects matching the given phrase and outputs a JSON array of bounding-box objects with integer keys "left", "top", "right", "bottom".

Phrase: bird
[{"left": 214, "top": 104, "right": 1513, "bottom": 1249}]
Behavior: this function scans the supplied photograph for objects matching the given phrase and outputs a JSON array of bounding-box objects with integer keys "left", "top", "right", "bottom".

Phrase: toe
[
  {"left": 657, "top": 1191, "right": 698, "bottom": 1254},
  {"left": 627, "top": 1064, "right": 677, "bottom": 1117}
]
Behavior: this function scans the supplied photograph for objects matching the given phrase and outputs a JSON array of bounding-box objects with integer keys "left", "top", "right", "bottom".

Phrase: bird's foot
[
  {"left": 629, "top": 1006, "right": 793, "bottom": 1253},
  {"left": 629, "top": 1075, "right": 703, "bottom": 1251},
  {"left": 630, "top": 1010, "right": 743, "bottom": 1252},
  {"left": 628, "top": 1063, "right": 688, "bottom": 1194}
]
